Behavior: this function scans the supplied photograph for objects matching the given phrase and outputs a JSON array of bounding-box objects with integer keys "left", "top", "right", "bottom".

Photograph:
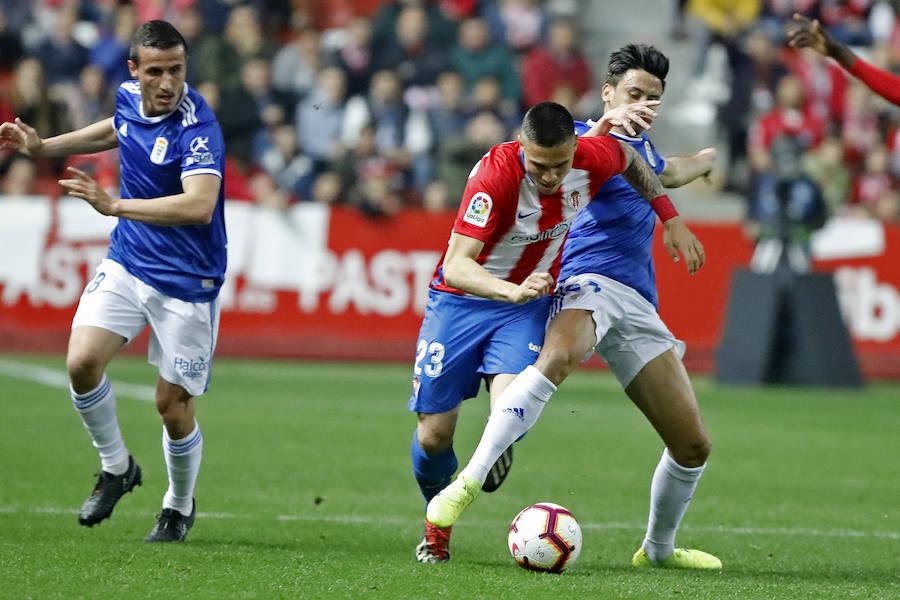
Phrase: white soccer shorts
[
  {"left": 550, "top": 273, "right": 685, "bottom": 388},
  {"left": 72, "top": 258, "right": 220, "bottom": 396}
]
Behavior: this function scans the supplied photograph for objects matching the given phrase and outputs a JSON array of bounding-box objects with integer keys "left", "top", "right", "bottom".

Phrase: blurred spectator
[
  {"left": 33, "top": 2, "right": 90, "bottom": 86},
  {"left": 271, "top": 26, "right": 322, "bottom": 99},
  {"left": 839, "top": 79, "right": 885, "bottom": 168},
  {"left": 818, "top": 0, "right": 874, "bottom": 46},
  {"left": 219, "top": 57, "right": 295, "bottom": 165},
  {"left": 801, "top": 132, "right": 852, "bottom": 215},
  {"left": 371, "top": 4, "right": 450, "bottom": 88},
  {"left": 470, "top": 75, "right": 519, "bottom": 134},
  {"left": 748, "top": 73, "right": 825, "bottom": 175},
  {"left": 89, "top": 2, "right": 136, "bottom": 86},
  {"left": 311, "top": 171, "right": 342, "bottom": 205},
  {"left": 296, "top": 66, "right": 348, "bottom": 169},
  {"left": 1, "top": 156, "right": 37, "bottom": 195},
  {"left": 684, "top": 0, "right": 760, "bottom": 76},
  {"left": 8, "top": 57, "right": 72, "bottom": 142},
  {"left": 435, "top": 110, "right": 507, "bottom": 202},
  {"left": 0, "top": 7, "right": 25, "bottom": 72},
  {"left": 717, "top": 27, "right": 787, "bottom": 192},
  {"left": 521, "top": 18, "right": 591, "bottom": 110},
  {"left": 193, "top": 4, "right": 277, "bottom": 92},
  {"left": 424, "top": 70, "right": 470, "bottom": 149},
  {"left": 63, "top": 64, "right": 114, "bottom": 131},
  {"left": 326, "top": 15, "right": 375, "bottom": 99},
  {"left": 372, "top": 0, "right": 457, "bottom": 51},
  {"left": 451, "top": 17, "right": 521, "bottom": 110},
  {"left": 172, "top": 7, "right": 205, "bottom": 85},
  {"left": 260, "top": 124, "right": 315, "bottom": 200},
  {"left": 851, "top": 143, "right": 899, "bottom": 221},
  {"left": 482, "top": 0, "right": 546, "bottom": 53},
  {"left": 248, "top": 170, "right": 292, "bottom": 209},
  {"left": 329, "top": 124, "right": 403, "bottom": 217}
]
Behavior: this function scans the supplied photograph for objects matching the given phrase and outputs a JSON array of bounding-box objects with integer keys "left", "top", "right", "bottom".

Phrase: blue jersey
[
  {"left": 560, "top": 123, "right": 666, "bottom": 308},
  {"left": 108, "top": 81, "right": 227, "bottom": 302}
]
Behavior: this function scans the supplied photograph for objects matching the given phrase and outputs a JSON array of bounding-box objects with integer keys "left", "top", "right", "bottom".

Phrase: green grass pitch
[{"left": 1, "top": 354, "right": 898, "bottom": 599}]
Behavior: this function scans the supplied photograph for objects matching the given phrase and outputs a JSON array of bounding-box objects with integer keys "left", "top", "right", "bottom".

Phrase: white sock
[
  {"left": 642, "top": 447, "right": 705, "bottom": 562},
  {"left": 460, "top": 365, "right": 556, "bottom": 484},
  {"left": 162, "top": 421, "right": 203, "bottom": 516},
  {"left": 71, "top": 374, "right": 129, "bottom": 475}
]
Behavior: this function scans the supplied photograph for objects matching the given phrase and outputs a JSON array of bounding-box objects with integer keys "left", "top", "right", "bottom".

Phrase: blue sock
[{"left": 411, "top": 430, "right": 457, "bottom": 506}]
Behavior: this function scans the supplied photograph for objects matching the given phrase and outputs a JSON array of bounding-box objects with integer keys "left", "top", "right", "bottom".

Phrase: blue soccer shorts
[{"left": 407, "top": 289, "right": 552, "bottom": 414}]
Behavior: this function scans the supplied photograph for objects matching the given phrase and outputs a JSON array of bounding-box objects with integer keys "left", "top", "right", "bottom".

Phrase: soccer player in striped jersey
[
  {"left": 428, "top": 44, "right": 723, "bottom": 570},
  {"left": 0, "top": 20, "right": 225, "bottom": 542},
  {"left": 411, "top": 100, "right": 704, "bottom": 562}
]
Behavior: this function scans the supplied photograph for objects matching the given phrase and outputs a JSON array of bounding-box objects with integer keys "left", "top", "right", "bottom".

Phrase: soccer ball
[{"left": 508, "top": 502, "right": 582, "bottom": 572}]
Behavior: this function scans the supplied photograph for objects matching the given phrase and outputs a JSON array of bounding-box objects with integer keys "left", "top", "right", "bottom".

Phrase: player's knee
[
  {"left": 671, "top": 436, "right": 711, "bottom": 468},
  {"left": 534, "top": 345, "right": 580, "bottom": 385},
  {"left": 417, "top": 426, "right": 453, "bottom": 455},
  {"left": 66, "top": 352, "right": 104, "bottom": 392}
]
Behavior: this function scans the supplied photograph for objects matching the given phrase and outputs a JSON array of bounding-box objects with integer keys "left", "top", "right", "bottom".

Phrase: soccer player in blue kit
[
  {"left": 410, "top": 99, "right": 704, "bottom": 562},
  {"left": 0, "top": 21, "right": 225, "bottom": 542},
  {"left": 428, "top": 44, "right": 723, "bottom": 569}
]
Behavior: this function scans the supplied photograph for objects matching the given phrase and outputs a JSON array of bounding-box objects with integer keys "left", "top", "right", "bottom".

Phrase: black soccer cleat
[
  {"left": 481, "top": 444, "right": 513, "bottom": 493},
  {"left": 78, "top": 455, "right": 142, "bottom": 527},
  {"left": 144, "top": 499, "right": 196, "bottom": 542}
]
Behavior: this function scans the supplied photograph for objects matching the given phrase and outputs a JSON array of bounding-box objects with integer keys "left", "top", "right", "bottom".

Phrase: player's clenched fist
[{"left": 512, "top": 272, "right": 555, "bottom": 303}]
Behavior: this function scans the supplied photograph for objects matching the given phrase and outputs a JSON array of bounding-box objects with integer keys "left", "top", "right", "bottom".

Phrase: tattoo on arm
[{"left": 619, "top": 142, "right": 664, "bottom": 200}]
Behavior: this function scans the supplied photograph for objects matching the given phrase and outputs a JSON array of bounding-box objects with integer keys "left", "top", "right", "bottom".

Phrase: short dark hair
[
  {"left": 521, "top": 102, "right": 575, "bottom": 147},
  {"left": 129, "top": 20, "right": 187, "bottom": 64},
  {"left": 605, "top": 43, "right": 669, "bottom": 90}
]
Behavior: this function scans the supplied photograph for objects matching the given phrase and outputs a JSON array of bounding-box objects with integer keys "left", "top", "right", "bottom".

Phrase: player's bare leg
[
  {"left": 145, "top": 378, "right": 201, "bottom": 542},
  {"left": 626, "top": 350, "right": 720, "bottom": 568},
  {"left": 68, "top": 326, "right": 142, "bottom": 527}
]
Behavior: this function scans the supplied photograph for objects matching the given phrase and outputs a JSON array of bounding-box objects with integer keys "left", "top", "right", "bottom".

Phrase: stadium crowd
[{"left": 1, "top": 0, "right": 900, "bottom": 224}]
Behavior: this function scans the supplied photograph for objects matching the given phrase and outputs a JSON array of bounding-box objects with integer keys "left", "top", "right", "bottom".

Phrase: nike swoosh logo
[{"left": 517, "top": 210, "right": 539, "bottom": 219}]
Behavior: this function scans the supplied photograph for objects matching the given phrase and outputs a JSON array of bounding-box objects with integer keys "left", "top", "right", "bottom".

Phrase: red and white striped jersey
[{"left": 431, "top": 135, "right": 625, "bottom": 295}]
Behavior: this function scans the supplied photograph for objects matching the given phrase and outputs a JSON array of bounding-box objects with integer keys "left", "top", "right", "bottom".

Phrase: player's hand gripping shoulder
[
  {"left": 0, "top": 118, "right": 43, "bottom": 156},
  {"left": 662, "top": 216, "right": 705, "bottom": 275},
  {"left": 583, "top": 100, "right": 659, "bottom": 138}
]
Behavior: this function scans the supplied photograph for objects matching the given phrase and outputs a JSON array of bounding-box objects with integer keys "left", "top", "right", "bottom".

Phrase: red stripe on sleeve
[{"left": 849, "top": 58, "right": 900, "bottom": 106}]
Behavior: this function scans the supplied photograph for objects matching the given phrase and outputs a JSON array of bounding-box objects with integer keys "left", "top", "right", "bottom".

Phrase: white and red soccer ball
[{"left": 508, "top": 502, "right": 582, "bottom": 572}]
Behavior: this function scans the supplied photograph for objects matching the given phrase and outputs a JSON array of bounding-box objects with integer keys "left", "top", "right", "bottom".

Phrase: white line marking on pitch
[
  {"left": 1, "top": 506, "right": 896, "bottom": 540},
  {"left": 0, "top": 358, "right": 155, "bottom": 402}
]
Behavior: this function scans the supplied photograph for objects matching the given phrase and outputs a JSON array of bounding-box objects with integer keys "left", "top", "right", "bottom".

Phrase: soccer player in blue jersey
[
  {"left": 428, "top": 44, "right": 724, "bottom": 569},
  {"left": 0, "top": 20, "right": 225, "bottom": 542}
]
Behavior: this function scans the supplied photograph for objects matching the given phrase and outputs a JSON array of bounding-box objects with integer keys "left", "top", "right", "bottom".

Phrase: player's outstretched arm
[
  {"left": 788, "top": 14, "right": 900, "bottom": 106},
  {"left": 618, "top": 142, "right": 705, "bottom": 274},
  {"left": 659, "top": 147, "right": 716, "bottom": 188},
  {"left": 59, "top": 169, "right": 219, "bottom": 225},
  {"left": 0, "top": 117, "right": 117, "bottom": 158},
  {"left": 443, "top": 232, "right": 554, "bottom": 303}
]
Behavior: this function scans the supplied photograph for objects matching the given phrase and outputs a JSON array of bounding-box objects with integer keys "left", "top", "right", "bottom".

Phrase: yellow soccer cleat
[
  {"left": 632, "top": 546, "right": 722, "bottom": 570},
  {"left": 426, "top": 475, "right": 481, "bottom": 528}
]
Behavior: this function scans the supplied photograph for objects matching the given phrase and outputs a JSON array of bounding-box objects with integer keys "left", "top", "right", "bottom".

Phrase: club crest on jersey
[
  {"left": 569, "top": 190, "right": 581, "bottom": 209},
  {"left": 644, "top": 141, "right": 657, "bottom": 168},
  {"left": 463, "top": 192, "right": 492, "bottom": 227},
  {"left": 150, "top": 137, "right": 168, "bottom": 164}
]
